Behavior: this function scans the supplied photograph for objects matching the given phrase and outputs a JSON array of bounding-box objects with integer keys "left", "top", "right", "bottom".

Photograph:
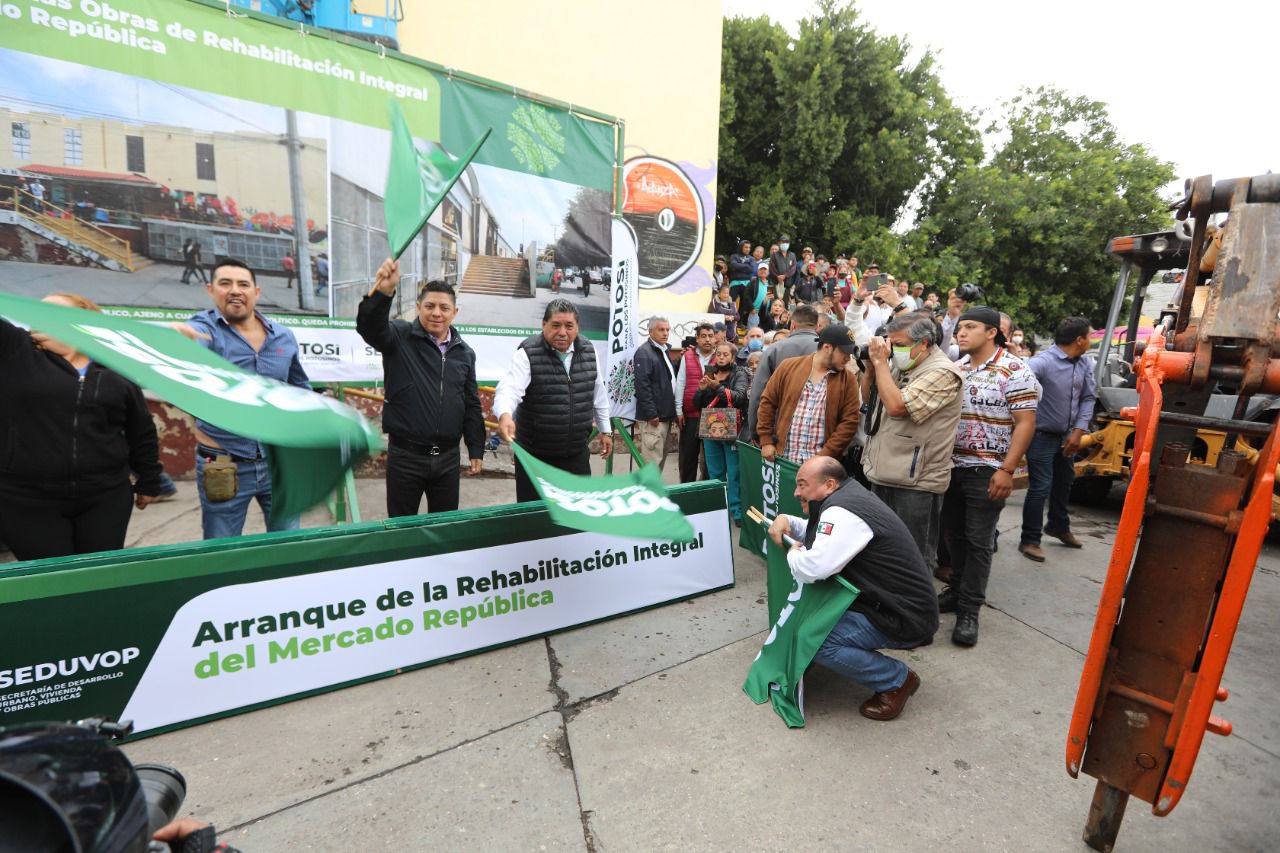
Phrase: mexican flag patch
[{"left": 818, "top": 521, "right": 834, "bottom": 536}]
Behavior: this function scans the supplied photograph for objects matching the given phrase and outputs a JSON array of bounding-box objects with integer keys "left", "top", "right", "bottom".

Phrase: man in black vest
[
  {"left": 495, "top": 298, "right": 614, "bottom": 503},
  {"left": 768, "top": 455, "right": 939, "bottom": 721}
]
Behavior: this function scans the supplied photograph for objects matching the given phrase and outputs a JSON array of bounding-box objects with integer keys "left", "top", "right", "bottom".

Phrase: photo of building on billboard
[
  {"left": 0, "top": 49, "right": 331, "bottom": 315},
  {"left": 328, "top": 117, "right": 612, "bottom": 337}
]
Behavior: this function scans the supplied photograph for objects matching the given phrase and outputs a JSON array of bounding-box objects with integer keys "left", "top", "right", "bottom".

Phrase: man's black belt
[
  {"left": 197, "top": 444, "right": 261, "bottom": 464},
  {"left": 390, "top": 435, "right": 452, "bottom": 455},
  {"left": 1036, "top": 428, "right": 1067, "bottom": 436}
]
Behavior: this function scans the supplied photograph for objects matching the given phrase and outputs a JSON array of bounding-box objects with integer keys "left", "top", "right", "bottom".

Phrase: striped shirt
[
  {"left": 782, "top": 376, "right": 829, "bottom": 463},
  {"left": 953, "top": 347, "right": 1039, "bottom": 468}
]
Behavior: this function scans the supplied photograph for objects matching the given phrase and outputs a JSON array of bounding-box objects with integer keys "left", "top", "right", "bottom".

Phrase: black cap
[
  {"left": 958, "top": 306, "right": 1007, "bottom": 346},
  {"left": 817, "top": 323, "right": 859, "bottom": 354},
  {"left": 779, "top": 234, "right": 791, "bottom": 242}
]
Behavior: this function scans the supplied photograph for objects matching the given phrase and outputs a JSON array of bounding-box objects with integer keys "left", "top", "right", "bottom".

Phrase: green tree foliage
[
  {"left": 718, "top": 0, "right": 978, "bottom": 255},
  {"left": 922, "top": 88, "right": 1176, "bottom": 329}
]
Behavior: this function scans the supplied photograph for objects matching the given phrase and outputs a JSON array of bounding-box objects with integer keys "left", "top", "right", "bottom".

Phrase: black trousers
[
  {"left": 385, "top": 444, "right": 462, "bottom": 517},
  {"left": 940, "top": 466, "right": 1005, "bottom": 615},
  {"left": 0, "top": 483, "right": 134, "bottom": 561},
  {"left": 515, "top": 447, "right": 592, "bottom": 503},
  {"left": 678, "top": 416, "right": 705, "bottom": 483}
]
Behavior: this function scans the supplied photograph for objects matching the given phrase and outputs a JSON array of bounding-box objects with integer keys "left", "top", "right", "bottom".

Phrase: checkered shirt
[{"left": 782, "top": 375, "right": 829, "bottom": 463}]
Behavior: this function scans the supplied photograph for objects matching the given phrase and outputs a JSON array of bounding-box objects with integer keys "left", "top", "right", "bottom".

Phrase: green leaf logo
[{"left": 507, "top": 103, "right": 565, "bottom": 174}]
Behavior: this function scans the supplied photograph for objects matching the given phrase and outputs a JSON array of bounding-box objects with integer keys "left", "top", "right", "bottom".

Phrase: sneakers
[{"left": 952, "top": 612, "right": 979, "bottom": 647}]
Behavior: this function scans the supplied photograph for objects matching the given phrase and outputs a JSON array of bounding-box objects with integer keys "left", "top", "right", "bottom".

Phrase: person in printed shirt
[{"left": 938, "top": 306, "right": 1039, "bottom": 647}]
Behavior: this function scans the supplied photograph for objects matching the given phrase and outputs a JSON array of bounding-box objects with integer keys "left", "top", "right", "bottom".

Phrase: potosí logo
[
  {"left": 0, "top": 647, "right": 141, "bottom": 689},
  {"left": 536, "top": 480, "right": 678, "bottom": 518}
]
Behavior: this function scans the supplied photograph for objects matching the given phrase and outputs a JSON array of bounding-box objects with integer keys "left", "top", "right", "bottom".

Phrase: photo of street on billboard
[
  {"left": 0, "top": 48, "right": 331, "bottom": 316},
  {"left": 328, "top": 116, "right": 612, "bottom": 337}
]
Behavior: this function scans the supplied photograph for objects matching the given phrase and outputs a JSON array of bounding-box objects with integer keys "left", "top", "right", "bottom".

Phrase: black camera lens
[
  {"left": 134, "top": 764, "right": 186, "bottom": 837},
  {"left": 956, "top": 282, "right": 984, "bottom": 302}
]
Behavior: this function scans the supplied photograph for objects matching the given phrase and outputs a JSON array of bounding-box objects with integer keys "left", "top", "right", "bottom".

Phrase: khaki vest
[{"left": 862, "top": 347, "right": 964, "bottom": 494}]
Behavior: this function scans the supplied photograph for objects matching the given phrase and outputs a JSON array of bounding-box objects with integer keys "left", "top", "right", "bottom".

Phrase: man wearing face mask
[
  {"left": 860, "top": 313, "right": 964, "bottom": 574},
  {"left": 737, "top": 325, "right": 765, "bottom": 367},
  {"left": 769, "top": 234, "right": 798, "bottom": 297}
]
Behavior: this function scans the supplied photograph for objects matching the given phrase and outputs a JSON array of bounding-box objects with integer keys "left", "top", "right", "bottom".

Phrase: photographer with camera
[{"left": 859, "top": 314, "right": 964, "bottom": 576}]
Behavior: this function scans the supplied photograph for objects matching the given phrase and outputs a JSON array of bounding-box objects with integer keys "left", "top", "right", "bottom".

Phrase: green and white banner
[
  {"left": 0, "top": 0, "right": 619, "bottom": 373},
  {"left": 0, "top": 485, "right": 732, "bottom": 737},
  {"left": 736, "top": 442, "right": 804, "bottom": 623},
  {"left": 511, "top": 442, "right": 695, "bottom": 542},
  {"left": 0, "top": 293, "right": 380, "bottom": 517}
]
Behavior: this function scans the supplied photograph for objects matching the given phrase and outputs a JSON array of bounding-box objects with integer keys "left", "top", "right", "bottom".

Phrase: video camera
[{"left": 0, "top": 718, "right": 186, "bottom": 853}]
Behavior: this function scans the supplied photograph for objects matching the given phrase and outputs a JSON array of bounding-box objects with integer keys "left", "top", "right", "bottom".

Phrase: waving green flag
[
  {"left": 743, "top": 544, "right": 859, "bottom": 728},
  {"left": 385, "top": 100, "right": 492, "bottom": 259},
  {"left": 510, "top": 442, "right": 695, "bottom": 542},
  {"left": 0, "top": 294, "right": 382, "bottom": 520}
]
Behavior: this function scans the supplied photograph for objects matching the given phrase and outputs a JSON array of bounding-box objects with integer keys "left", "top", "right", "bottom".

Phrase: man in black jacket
[
  {"left": 357, "top": 258, "right": 485, "bottom": 517},
  {"left": 632, "top": 316, "right": 678, "bottom": 471},
  {"left": 769, "top": 234, "right": 798, "bottom": 300},
  {"left": 768, "top": 455, "right": 939, "bottom": 721}
]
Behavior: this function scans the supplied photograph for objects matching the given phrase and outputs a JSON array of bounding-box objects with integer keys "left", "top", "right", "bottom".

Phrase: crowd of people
[
  {"left": 640, "top": 235, "right": 1097, "bottom": 722},
  {"left": 1, "top": 244, "right": 1097, "bottom": 729}
]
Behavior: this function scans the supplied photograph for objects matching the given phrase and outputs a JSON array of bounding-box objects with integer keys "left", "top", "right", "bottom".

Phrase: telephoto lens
[
  {"left": 134, "top": 764, "right": 187, "bottom": 837},
  {"left": 955, "top": 282, "right": 984, "bottom": 303}
]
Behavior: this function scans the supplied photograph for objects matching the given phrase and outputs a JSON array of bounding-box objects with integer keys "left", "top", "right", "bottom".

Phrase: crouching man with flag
[{"left": 768, "top": 456, "right": 940, "bottom": 721}]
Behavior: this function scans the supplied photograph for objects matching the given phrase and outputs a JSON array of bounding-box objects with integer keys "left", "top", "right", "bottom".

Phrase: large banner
[
  {"left": 0, "top": 0, "right": 618, "bottom": 381},
  {"left": 736, "top": 442, "right": 803, "bottom": 623},
  {"left": 0, "top": 485, "right": 732, "bottom": 737}
]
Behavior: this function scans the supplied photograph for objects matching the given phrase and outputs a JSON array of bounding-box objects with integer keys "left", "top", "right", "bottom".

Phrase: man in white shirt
[
  {"left": 495, "top": 299, "right": 613, "bottom": 502},
  {"left": 768, "top": 456, "right": 940, "bottom": 720}
]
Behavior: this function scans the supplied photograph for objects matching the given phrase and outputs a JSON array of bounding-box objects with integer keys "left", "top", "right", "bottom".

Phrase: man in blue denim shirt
[
  {"left": 1019, "top": 317, "right": 1096, "bottom": 562},
  {"left": 180, "top": 257, "right": 311, "bottom": 539}
]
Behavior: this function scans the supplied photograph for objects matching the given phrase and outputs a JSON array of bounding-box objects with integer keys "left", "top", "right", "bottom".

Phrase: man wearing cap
[
  {"left": 794, "top": 260, "right": 826, "bottom": 304},
  {"left": 741, "top": 261, "right": 773, "bottom": 329},
  {"left": 747, "top": 304, "right": 824, "bottom": 440},
  {"left": 769, "top": 235, "right": 797, "bottom": 297},
  {"left": 939, "top": 306, "right": 1039, "bottom": 647},
  {"left": 756, "top": 323, "right": 862, "bottom": 465}
]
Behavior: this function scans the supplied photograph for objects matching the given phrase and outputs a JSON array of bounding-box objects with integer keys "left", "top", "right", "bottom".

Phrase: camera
[
  {"left": 955, "top": 282, "right": 984, "bottom": 303},
  {"left": 0, "top": 718, "right": 186, "bottom": 853}
]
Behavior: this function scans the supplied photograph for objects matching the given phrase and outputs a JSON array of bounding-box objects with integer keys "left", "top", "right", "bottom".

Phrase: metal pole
[
  {"left": 1097, "top": 259, "right": 1131, "bottom": 387},
  {"left": 285, "top": 109, "right": 315, "bottom": 311}
]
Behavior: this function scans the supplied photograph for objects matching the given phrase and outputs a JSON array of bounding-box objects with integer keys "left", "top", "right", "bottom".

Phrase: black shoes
[
  {"left": 952, "top": 612, "right": 979, "bottom": 647},
  {"left": 937, "top": 588, "right": 958, "bottom": 614}
]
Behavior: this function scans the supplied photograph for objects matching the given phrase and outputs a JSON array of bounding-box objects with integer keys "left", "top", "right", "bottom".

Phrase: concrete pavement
[{"left": 8, "top": 463, "right": 1276, "bottom": 851}]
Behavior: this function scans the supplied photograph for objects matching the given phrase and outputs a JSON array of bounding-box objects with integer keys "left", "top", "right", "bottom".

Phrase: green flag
[
  {"left": 736, "top": 441, "right": 803, "bottom": 623},
  {"left": 385, "top": 100, "right": 491, "bottom": 259},
  {"left": 0, "top": 294, "right": 382, "bottom": 520},
  {"left": 510, "top": 442, "right": 695, "bottom": 542},
  {"left": 743, "top": 539, "right": 859, "bottom": 728}
]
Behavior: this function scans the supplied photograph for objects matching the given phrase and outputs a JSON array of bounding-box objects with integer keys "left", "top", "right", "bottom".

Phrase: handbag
[{"left": 698, "top": 388, "right": 740, "bottom": 441}]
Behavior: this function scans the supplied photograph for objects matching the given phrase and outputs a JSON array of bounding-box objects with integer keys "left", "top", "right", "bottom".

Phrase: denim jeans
[
  {"left": 940, "top": 466, "right": 1004, "bottom": 615},
  {"left": 1020, "top": 430, "right": 1075, "bottom": 546},
  {"left": 813, "top": 609, "right": 915, "bottom": 693},
  {"left": 871, "top": 484, "right": 942, "bottom": 571},
  {"left": 196, "top": 454, "right": 300, "bottom": 540},
  {"left": 702, "top": 438, "right": 741, "bottom": 519}
]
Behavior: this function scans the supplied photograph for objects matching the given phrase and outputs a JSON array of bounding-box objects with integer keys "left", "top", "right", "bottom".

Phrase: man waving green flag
[
  {"left": 0, "top": 294, "right": 381, "bottom": 520},
  {"left": 385, "top": 100, "right": 491, "bottom": 260},
  {"left": 510, "top": 442, "right": 695, "bottom": 542}
]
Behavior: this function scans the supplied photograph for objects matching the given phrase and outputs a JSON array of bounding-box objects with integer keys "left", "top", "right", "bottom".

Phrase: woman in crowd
[
  {"left": 740, "top": 262, "right": 772, "bottom": 330},
  {"left": 708, "top": 283, "right": 739, "bottom": 342},
  {"left": 691, "top": 342, "right": 749, "bottom": 526},
  {"left": 0, "top": 293, "right": 163, "bottom": 561},
  {"left": 760, "top": 297, "right": 787, "bottom": 333}
]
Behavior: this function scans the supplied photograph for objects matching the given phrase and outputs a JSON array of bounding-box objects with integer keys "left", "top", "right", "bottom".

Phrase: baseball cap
[
  {"left": 958, "top": 306, "right": 1007, "bottom": 346},
  {"left": 713, "top": 321, "right": 726, "bottom": 331},
  {"left": 817, "top": 323, "right": 858, "bottom": 354},
  {"left": 757, "top": 261, "right": 769, "bottom": 271},
  {"left": 802, "top": 246, "right": 814, "bottom": 254}
]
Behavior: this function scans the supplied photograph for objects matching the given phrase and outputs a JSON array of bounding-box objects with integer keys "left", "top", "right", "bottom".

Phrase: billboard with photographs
[{"left": 0, "top": 0, "right": 618, "bottom": 380}]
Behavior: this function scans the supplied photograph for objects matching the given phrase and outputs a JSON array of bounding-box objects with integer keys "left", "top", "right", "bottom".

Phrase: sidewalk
[{"left": 8, "top": 466, "right": 1277, "bottom": 851}]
